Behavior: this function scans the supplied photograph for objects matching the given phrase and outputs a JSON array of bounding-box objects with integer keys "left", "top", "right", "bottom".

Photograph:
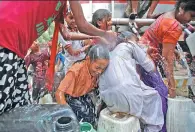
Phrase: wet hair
[
  {"left": 116, "top": 31, "right": 137, "bottom": 44},
  {"left": 176, "top": 0, "right": 195, "bottom": 12},
  {"left": 88, "top": 45, "right": 110, "bottom": 61},
  {"left": 92, "top": 9, "right": 111, "bottom": 28}
]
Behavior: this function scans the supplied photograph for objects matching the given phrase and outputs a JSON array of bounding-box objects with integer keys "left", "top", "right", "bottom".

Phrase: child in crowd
[
  {"left": 55, "top": 43, "right": 65, "bottom": 72},
  {"left": 92, "top": 9, "right": 116, "bottom": 51},
  {"left": 59, "top": 6, "right": 94, "bottom": 74},
  {"left": 25, "top": 41, "right": 50, "bottom": 103},
  {"left": 55, "top": 45, "right": 110, "bottom": 126}
]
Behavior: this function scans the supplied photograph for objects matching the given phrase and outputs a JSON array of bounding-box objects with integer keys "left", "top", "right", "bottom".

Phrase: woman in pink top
[{"left": 0, "top": 1, "right": 116, "bottom": 115}]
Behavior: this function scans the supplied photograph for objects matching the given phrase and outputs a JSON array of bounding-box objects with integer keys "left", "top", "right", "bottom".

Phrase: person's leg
[
  {"left": 124, "top": 1, "right": 132, "bottom": 18},
  {"left": 66, "top": 94, "right": 96, "bottom": 126},
  {"left": 140, "top": 88, "right": 164, "bottom": 132},
  {"left": 0, "top": 48, "right": 31, "bottom": 115},
  {"left": 13, "top": 58, "right": 31, "bottom": 107},
  {"left": 100, "top": 83, "right": 164, "bottom": 132},
  {"left": 32, "top": 79, "right": 40, "bottom": 102},
  {"left": 131, "top": 1, "right": 139, "bottom": 14},
  {"left": 52, "top": 71, "right": 64, "bottom": 101},
  {"left": 37, "top": 79, "right": 48, "bottom": 103}
]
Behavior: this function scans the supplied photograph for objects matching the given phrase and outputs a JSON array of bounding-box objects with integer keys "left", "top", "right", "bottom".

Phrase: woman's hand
[
  {"left": 174, "top": 50, "right": 180, "bottom": 61},
  {"left": 55, "top": 90, "right": 67, "bottom": 104},
  {"left": 80, "top": 45, "right": 91, "bottom": 52},
  {"left": 147, "top": 46, "right": 160, "bottom": 63},
  {"left": 169, "top": 88, "right": 176, "bottom": 98}
]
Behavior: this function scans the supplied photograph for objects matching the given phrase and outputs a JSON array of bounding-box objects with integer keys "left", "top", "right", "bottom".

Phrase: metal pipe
[
  {"left": 87, "top": 18, "right": 195, "bottom": 26},
  {"left": 111, "top": 1, "right": 115, "bottom": 18}
]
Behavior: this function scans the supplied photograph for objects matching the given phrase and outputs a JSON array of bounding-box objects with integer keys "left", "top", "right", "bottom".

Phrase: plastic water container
[
  {"left": 97, "top": 108, "right": 140, "bottom": 132},
  {"left": 0, "top": 104, "right": 80, "bottom": 132},
  {"left": 39, "top": 93, "right": 54, "bottom": 104},
  {"left": 187, "top": 112, "right": 195, "bottom": 132},
  {"left": 166, "top": 96, "right": 195, "bottom": 132}
]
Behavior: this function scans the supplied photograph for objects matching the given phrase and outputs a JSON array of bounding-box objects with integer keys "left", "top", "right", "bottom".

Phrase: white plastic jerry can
[
  {"left": 166, "top": 96, "right": 195, "bottom": 132},
  {"left": 39, "top": 93, "right": 54, "bottom": 104},
  {"left": 97, "top": 108, "right": 140, "bottom": 132},
  {"left": 187, "top": 112, "right": 195, "bottom": 132}
]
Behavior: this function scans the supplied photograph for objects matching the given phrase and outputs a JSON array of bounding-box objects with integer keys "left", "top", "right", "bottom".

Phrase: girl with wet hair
[
  {"left": 99, "top": 31, "right": 164, "bottom": 132},
  {"left": 92, "top": 9, "right": 112, "bottom": 31},
  {"left": 59, "top": 5, "right": 98, "bottom": 75},
  {"left": 55, "top": 45, "right": 110, "bottom": 125},
  {"left": 91, "top": 9, "right": 118, "bottom": 51}
]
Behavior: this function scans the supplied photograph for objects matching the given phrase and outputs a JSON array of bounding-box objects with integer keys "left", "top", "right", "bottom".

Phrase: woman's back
[
  {"left": 100, "top": 43, "right": 143, "bottom": 89},
  {"left": 141, "top": 15, "right": 182, "bottom": 48}
]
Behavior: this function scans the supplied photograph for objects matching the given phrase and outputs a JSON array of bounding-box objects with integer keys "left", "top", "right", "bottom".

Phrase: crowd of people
[{"left": 0, "top": 0, "right": 195, "bottom": 132}]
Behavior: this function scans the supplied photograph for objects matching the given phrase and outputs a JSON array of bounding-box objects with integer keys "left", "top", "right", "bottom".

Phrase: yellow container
[{"left": 163, "top": 76, "right": 190, "bottom": 97}]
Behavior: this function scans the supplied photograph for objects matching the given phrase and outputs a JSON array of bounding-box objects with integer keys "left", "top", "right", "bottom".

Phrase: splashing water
[{"left": 176, "top": 43, "right": 191, "bottom": 77}]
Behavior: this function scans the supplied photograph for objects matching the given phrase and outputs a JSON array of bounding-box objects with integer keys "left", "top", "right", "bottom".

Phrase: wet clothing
[
  {"left": 99, "top": 42, "right": 164, "bottom": 132},
  {"left": 58, "top": 60, "right": 98, "bottom": 125},
  {"left": 59, "top": 33, "right": 86, "bottom": 74},
  {"left": 58, "top": 60, "right": 97, "bottom": 97},
  {"left": 141, "top": 15, "right": 182, "bottom": 49},
  {"left": 25, "top": 49, "right": 50, "bottom": 82},
  {"left": 25, "top": 49, "right": 50, "bottom": 101},
  {"left": 140, "top": 15, "right": 182, "bottom": 132},
  {"left": 65, "top": 94, "right": 96, "bottom": 125},
  {"left": 139, "top": 66, "right": 168, "bottom": 132}
]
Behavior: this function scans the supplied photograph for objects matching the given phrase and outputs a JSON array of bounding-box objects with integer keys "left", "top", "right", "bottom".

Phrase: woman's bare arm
[
  {"left": 69, "top": 1, "right": 107, "bottom": 37},
  {"left": 59, "top": 24, "right": 98, "bottom": 40},
  {"left": 147, "top": 0, "right": 159, "bottom": 18},
  {"left": 162, "top": 44, "right": 176, "bottom": 98}
]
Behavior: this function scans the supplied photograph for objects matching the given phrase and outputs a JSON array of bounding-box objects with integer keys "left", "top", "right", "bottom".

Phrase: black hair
[
  {"left": 176, "top": 0, "right": 195, "bottom": 12},
  {"left": 92, "top": 9, "right": 111, "bottom": 28}
]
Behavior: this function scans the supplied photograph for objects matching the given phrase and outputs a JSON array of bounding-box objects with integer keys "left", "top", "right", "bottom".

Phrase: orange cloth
[
  {"left": 45, "top": 2, "right": 67, "bottom": 91},
  {"left": 45, "top": 22, "right": 59, "bottom": 91},
  {"left": 58, "top": 60, "right": 97, "bottom": 97},
  {"left": 141, "top": 15, "right": 182, "bottom": 48}
]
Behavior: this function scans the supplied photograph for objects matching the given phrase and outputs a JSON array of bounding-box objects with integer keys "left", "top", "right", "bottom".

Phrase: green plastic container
[{"left": 80, "top": 122, "right": 96, "bottom": 132}]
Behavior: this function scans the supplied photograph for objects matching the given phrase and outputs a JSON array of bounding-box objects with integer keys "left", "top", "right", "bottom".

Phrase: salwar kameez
[{"left": 99, "top": 42, "right": 164, "bottom": 132}]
